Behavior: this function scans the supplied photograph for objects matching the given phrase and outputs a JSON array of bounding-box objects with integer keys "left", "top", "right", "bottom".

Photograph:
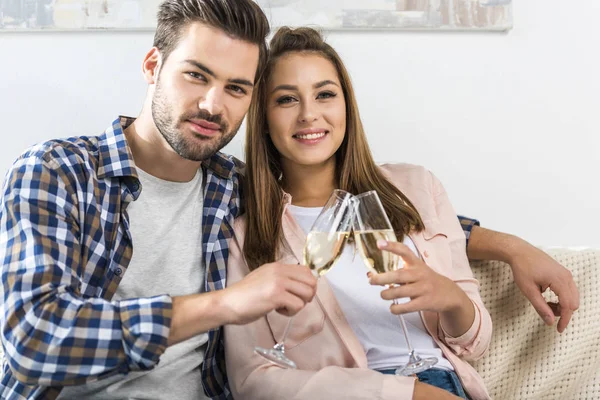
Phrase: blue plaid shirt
[
  {"left": 0, "top": 115, "right": 480, "bottom": 399},
  {"left": 0, "top": 117, "right": 241, "bottom": 399}
]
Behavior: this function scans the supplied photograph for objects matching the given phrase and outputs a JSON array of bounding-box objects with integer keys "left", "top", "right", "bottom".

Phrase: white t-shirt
[
  {"left": 288, "top": 204, "right": 453, "bottom": 371},
  {"left": 59, "top": 167, "right": 209, "bottom": 400}
]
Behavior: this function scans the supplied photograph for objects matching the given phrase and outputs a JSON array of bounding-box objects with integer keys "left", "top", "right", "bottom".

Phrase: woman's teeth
[{"left": 295, "top": 132, "right": 326, "bottom": 140}]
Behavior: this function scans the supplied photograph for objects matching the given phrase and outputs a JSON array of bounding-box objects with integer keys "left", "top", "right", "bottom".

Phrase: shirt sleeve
[
  {"left": 431, "top": 181, "right": 490, "bottom": 361},
  {"left": 0, "top": 153, "right": 172, "bottom": 387},
  {"left": 457, "top": 215, "right": 480, "bottom": 248}
]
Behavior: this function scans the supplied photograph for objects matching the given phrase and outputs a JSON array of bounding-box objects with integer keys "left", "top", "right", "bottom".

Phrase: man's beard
[{"left": 151, "top": 80, "right": 242, "bottom": 162}]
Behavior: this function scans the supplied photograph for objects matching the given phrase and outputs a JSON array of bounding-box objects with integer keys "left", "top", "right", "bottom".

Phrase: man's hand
[
  {"left": 507, "top": 241, "right": 579, "bottom": 333},
  {"left": 220, "top": 262, "right": 318, "bottom": 325},
  {"left": 167, "top": 263, "right": 316, "bottom": 346},
  {"left": 467, "top": 225, "right": 580, "bottom": 333},
  {"left": 413, "top": 380, "right": 462, "bottom": 400}
]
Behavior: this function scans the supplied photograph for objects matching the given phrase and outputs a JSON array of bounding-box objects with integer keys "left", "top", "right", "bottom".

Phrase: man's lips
[{"left": 187, "top": 119, "right": 221, "bottom": 137}]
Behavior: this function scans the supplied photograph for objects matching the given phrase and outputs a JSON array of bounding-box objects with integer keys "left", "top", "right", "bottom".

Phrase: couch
[
  {"left": 472, "top": 248, "right": 600, "bottom": 399},
  {"left": 1, "top": 249, "right": 598, "bottom": 399}
]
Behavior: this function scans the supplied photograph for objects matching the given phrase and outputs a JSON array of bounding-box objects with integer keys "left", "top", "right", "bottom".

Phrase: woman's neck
[{"left": 282, "top": 160, "right": 337, "bottom": 207}]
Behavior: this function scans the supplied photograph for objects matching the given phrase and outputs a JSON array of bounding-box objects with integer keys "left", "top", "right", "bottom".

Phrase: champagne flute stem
[
  {"left": 393, "top": 298, "right": 415, "bottom": 353},
  {"left": 273, "top": 317, "right": 294, "bottom": 352}
]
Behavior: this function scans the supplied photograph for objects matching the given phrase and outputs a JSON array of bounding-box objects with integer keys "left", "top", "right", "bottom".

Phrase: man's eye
[
  {"left": 187, "top": 72, "right": 206, "bottom": 81},
  {"left": 228, "top": 85, "right": 247, "bottom": 95}
]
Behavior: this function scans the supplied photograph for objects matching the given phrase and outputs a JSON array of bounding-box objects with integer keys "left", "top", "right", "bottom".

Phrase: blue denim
[{"left": 378, "top": 368, "right": 469, "bottom": 399}]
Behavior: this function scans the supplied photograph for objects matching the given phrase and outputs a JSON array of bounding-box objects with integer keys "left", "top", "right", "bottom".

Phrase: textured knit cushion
[
  {"left": 1, "top": 250, "right": 598, "bottom": 399},
  {"left": 471, "top": 249, "right": 600, "bottom": 400}
]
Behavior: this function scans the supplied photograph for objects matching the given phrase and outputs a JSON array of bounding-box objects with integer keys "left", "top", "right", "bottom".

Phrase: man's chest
[{"left": 76, "top": 175, "right": 237, "bottom": 300}]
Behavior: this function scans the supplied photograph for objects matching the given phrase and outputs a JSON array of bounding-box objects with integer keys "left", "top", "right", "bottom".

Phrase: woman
[{"left": 224, "top": 27, "right": 492, "bottom": 400}]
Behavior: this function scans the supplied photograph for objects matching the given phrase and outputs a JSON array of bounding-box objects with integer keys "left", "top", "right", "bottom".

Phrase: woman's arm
[
  {"left": 225, "top": 230, "right": 420, "bottom": 400},
  {"left": 370, "top": 171, "right": 492, "bottom": 361}
]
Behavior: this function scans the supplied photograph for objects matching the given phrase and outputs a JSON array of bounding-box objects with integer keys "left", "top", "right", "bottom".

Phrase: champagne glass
[
  {"left": 254, "top": 189, "right": 354, "bottom": 369},
  {"left": 352, "top": 190, "right": 438, "bottom": 376}
]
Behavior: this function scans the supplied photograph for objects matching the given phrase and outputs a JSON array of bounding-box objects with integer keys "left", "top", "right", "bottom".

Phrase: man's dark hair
[{"left": 153, "top": 0, "right": 270, "bottom": 81}]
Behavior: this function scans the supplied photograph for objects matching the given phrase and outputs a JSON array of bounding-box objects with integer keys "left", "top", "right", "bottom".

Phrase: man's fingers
[
  {"left": 557, "top": 308, "right": 573, "bottom": 333},
  {"left": 282, "top": 279, "right": 317, "bottom": 304},
  {"left": 571, "top": 279, "right": 581, "bottom": 309},
  {"left": 547, "top": 275, "right": 578, "bottom": 332},
  {"left": 523, "top": 284, "right": 555, "bottom": 326},
  {"left": 570, "top": 279, "right": 581, "bottom": 310},
  {"left": 554, "top": 278, "right": 580, "bottom": 313},
  {"left": 548, "top": 302, "right": 561, "bottom": 317},
  {"left": 282, "top": 263, "right": 318, "bottom": 286},
  {"left": 276, "top": 292, "right": 306, "bottom": 317},
  {"left": 549, "top": 301, "right": 574, "bottom": 334}
]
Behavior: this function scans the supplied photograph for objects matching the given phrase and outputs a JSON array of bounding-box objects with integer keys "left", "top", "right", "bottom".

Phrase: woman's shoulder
[{"left": 377, "top": 162, "right": 435, "bottom": 191}]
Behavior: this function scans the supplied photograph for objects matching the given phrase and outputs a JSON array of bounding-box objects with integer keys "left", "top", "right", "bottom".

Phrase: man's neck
[{"left": 125, "top": 111, "right": 202, "bottom": 183}]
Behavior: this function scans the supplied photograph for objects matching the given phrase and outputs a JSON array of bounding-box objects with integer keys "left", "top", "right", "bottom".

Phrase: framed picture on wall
[
  {"left": 0, "top": 0, "right": 162, "bottom": 31},
  {"left": 258, "top": 0, "right": 513, "bottom": 31},
  {"left": 0, "top": 0, "right": 512, "bottom": 31}
]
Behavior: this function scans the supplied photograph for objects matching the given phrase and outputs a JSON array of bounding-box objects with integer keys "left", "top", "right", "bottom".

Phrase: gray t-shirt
[{"left": 59, "top": 167, "right": 208, "bottom": 400}]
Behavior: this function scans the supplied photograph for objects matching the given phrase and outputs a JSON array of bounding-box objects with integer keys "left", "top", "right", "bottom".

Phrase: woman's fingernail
[
  {"left": 544, "top": 315, "right": 554, "bottom": 325},
  {"left": 377, "top": 240, "right": 388, "bottom": 248}
]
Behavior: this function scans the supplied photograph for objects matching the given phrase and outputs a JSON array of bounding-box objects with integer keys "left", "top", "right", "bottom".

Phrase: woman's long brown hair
[{"left": 244, "top": 27, "right": 424, "bottom": 270}]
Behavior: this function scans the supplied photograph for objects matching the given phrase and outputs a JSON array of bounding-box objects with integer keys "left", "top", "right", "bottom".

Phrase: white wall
[{"left": 0, "top": 0, "right": 598, "bottom": 247}]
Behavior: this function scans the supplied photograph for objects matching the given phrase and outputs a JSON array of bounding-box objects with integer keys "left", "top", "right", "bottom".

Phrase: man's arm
[
  {"left": 168, "top": 262, "right": 316, "bottom": 346},
  {"left": 464, "top": 222, "right": 580, "bottom": 333},
  {"left": 0, "top": 156, "right": 173, "bottom": 386},
  {"left": 0, "top": 156, "right": 316, "bottom": 387}
]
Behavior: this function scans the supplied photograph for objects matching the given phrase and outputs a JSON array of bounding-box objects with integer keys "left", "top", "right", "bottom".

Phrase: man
[
  {"left": 0, "top": 0, "right": 578, "bottom": 399},
  {"left": 1, "top": 1, "right": 316, "bottom": 399}
]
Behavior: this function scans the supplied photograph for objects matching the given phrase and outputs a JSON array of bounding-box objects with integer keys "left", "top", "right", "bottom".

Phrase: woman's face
[{"left": 266, "top": 52, "right": 347, "bottom": 171}]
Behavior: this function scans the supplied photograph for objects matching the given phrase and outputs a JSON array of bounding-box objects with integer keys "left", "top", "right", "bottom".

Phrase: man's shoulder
[
  {"left": 228, "top": 155, "right": 246, "bottom": 180},
  {"left": 231, "top": 156, "right": 246, "bottom": 174},
  {"left": 14, "top": 135, "right": 101, "bottom": 172}
]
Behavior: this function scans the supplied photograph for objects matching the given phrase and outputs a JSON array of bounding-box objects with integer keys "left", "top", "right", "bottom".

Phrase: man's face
[{"left": 151, "top": 23, "right": 259, "bottom": 161}]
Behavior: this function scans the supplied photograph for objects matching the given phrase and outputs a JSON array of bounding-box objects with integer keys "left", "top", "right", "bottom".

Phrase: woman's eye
[
  {"left": 317, "top": 91, "right": 336, "bottom": 99},
  {"left": 276, "top": 96, "right": 296, "bottom": 105}
]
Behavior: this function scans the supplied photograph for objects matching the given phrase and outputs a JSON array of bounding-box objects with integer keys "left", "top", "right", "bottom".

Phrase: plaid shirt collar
[{"left": 98, "top": 115, "right": 236, "bottom": 183}]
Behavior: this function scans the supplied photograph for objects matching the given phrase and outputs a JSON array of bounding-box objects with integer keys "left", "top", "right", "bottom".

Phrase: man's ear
[{"left": 142, "top": 47, "right": 162, "bottom": 85}]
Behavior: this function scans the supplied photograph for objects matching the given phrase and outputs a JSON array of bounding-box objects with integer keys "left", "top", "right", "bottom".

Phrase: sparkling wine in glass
[
  {"left": 254, "top": 189, "right": 354, "bottom": 369},
  {"left": 353, "top": 190, "right": 438, "bottom": 376}
]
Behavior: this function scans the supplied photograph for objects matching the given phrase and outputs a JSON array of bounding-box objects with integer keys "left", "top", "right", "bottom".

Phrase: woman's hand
[{"left": 368, "top": 240, "right": 475, "bottom": 337}]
